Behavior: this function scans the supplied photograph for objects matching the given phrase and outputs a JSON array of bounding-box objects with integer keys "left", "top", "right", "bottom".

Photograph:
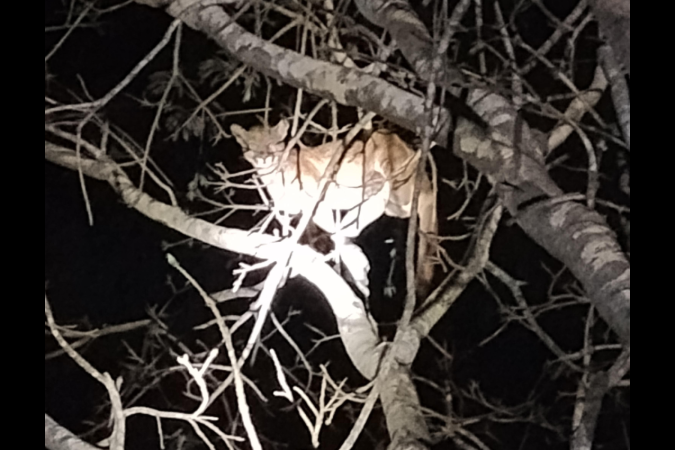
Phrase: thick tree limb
[
  {"left": 134, "top": 0, "right": 455, "bottom": 143},
  {"left": 45, "top": 414, "right": 100, "bottom": 450},
  {"left": 599, "top": 45, "right": 631, "bottom": 148},
  {"left": 453, "top": 90, "right": 630, "bottom": 344},
  {"left": 347, "top": 0, "right": 631, "bottom": 343},
  {"left": 572, "top": 349, "right": 631, "bottom": 450},
  {"left": 353, "top": 0, "right": 467, "bottom": 87},
  {"left": 133, "top": 0, "right": 630, "bottom": 366},
  {"left": 45, "top": 141, "right": 383, "bottom": 380},
  {"left": 589, "top": 0, "right": 631, "bottom": 75}
]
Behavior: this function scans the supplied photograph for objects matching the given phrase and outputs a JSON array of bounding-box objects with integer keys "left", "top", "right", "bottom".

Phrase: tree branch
[
  {"left": 45, "top": 141, "right": 383, "bottom": 380},
  {"left": 134, "top": 0, "right": 456, "bottom": 143},
  {"left": 588, "top": 0, "right": 630, "bottom": 75},
  {"left": 453, "top": 90, "right": 631, "bottom": 344},
  {"left": 45, "top": 414, "right": 101, "bottom": 450},
  {"left": 572, "top": 348, "right": 631, "bottom": 450}
]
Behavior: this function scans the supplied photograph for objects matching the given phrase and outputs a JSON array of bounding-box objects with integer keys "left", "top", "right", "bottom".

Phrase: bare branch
[
  {"left": 45, "top": 140, "right": 382, "bottom": 381},
  {"left": 571, "top": 348, "right": 630, "bottom": 450},
  {"left": 134, "top": 0, "right": 456, "bottom": 143}
]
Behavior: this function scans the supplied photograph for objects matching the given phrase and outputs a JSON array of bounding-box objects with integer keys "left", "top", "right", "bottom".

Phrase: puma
[{"left": 230, "top": 119, "right": 437, "bottom": 297}]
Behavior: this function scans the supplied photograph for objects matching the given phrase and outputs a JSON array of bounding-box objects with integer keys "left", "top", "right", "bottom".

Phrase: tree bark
[
  {"left": 589, "top": 0, "right": 631, "bottom": 75},
  {"left": 45, "top": 414, "right": 100, "bottom": 450}
]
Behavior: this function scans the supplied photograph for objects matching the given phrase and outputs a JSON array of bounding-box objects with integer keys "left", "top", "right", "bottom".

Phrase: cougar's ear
[
  {"left": 272, "top": 119, "right": 290, "bottom": 140},
  {"left": 230, "top": 124, "right": 248, "bottom": 148}
]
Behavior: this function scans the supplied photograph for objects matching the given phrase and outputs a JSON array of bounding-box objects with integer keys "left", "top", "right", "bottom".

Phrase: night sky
[{"left": 45, "top": 1, "right": 629, "bottom": 449}]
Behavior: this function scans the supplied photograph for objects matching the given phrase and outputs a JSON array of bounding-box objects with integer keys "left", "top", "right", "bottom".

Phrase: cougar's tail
[{"left": 416, "top": 174, "right": 437, "bottom": 299}]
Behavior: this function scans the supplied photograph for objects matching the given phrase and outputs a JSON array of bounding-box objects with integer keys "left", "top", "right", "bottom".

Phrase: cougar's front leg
[{"left": 333, "top": 235, "right": 371, "bottom": 299}]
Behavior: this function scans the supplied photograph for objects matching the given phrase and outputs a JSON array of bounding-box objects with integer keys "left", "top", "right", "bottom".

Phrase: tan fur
[{"left": 231, "top": 120, "right": 437, "bottom": 296}]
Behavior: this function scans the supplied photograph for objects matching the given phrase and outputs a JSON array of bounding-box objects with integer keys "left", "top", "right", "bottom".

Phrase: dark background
[{"left": 45, "top": 1, "right": 629, "bottom": 449}]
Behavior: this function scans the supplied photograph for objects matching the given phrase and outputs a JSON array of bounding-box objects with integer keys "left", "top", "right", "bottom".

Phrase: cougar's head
[{"left": 230, "top": 119, "right": 290, "bottom": 170}]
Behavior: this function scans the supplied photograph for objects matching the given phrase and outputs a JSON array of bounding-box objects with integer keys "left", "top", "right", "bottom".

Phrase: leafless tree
[{"left": 45, "top": 1, "right": 630, "bottom": 449}]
